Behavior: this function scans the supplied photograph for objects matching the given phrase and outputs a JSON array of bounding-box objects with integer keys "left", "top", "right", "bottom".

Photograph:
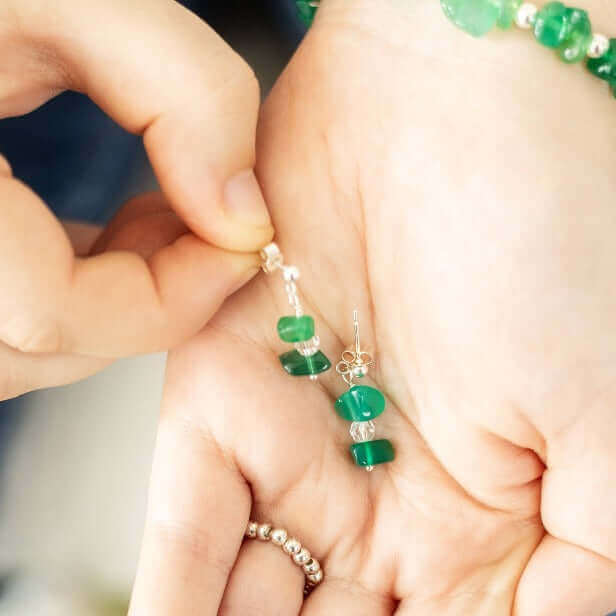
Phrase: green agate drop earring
[
  {"left": 260, "top": 242, "right": 331, "bottom": 379},
  {"left": 260, "top": 243, "right": 394, "bottom": 469},
  {"left": 335, "top": 311, "right": 395, "bottom": 471}
]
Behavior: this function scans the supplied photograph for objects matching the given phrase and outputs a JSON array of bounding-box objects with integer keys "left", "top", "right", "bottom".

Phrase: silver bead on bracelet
[{"left": 245, "top": 521, "right": 324, "bottom": 593}]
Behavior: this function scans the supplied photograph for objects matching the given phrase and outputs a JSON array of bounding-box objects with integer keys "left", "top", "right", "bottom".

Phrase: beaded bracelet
[{"left": 295, "top": 0, "right": 616, "bottom": 98}]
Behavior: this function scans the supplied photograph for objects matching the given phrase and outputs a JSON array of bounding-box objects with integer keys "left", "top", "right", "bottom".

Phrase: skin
[
  {"left": 0, "top": 0, "right": 273, "bottom": 399},
  {"left": 130, "top": 1, "right": 616, "bottom": 614}
]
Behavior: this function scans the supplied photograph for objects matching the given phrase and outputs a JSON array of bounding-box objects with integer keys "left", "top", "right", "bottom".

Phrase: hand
[
  {"left": 0, "top": 0, "right": 273, "bottom": 400},
  {"left": 131, "top": 1, "right": 616, "bottom": 614}
]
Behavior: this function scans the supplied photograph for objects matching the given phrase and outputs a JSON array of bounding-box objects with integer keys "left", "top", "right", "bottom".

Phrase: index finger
[{"left": 14, "top": 0, "right": 272, "bottom": 251}]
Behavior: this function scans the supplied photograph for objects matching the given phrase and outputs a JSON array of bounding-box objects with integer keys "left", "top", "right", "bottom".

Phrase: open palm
[{"left": 129, "top": 1, "right": 616, "bottom": 614}]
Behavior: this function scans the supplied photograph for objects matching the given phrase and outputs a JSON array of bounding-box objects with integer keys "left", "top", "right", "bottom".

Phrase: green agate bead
[
  {"left": 534, "top": 2, "right": 569, "bottom": 48},
  {"left": 440, "top": 0, "right": 501, "bottom": 37},
  {"left": 497, "top": 0, "right": 522, "bottom": 29},
  {"left": 558, "top": 8, "right": 591, "bottom": 63},
  {"left": 587, "top": 38, "right": 616, "bottom": 81},
  {"left": 279, "top": 350, "right": 331, "bottom": 376},
  {"left": 441, "top": 0, "right": 524, "bottom": 36},
  {"left": 350, "top": 439, "right": 395, "bottom": 467},
  {"left": 335, "top": 386, "right": 386, "bottom": 422},
  {"left": 277, "top": 315, "right": 315, "bottom": 343},
  {"left": 534, "top": 3, "right": 591, "bottom": 63}
]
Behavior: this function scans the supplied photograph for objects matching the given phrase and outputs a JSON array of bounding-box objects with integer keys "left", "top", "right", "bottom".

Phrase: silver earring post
[{"left": 336, "top": 310, "right": 375, "bottom": 388}]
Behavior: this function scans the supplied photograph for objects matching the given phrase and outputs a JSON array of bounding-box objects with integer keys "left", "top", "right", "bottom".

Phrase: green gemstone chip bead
[
  {"left": 277, "top": 315, "right": 315, "bottom": 343},
  {"left": 558, "top": 8, "right": 592, "bottom": 62},
  {"left": 533, "top": 2, "right": 570, "bottom": 47},
  {"left": 335, "top": 385, "right": 386, "bottom": 422},
  {"left": 533, "top": 3, "right": 592, "bottom": 63},
  {"left": 587, "top": 38, "right": 616, "bottom": 80},
  {"left": 350, "top": 439, "right": 395, "bottom": 467},
  {"left": 279, "top": 350, "right": 331, "bottom": 376},
  {"left": 295, "top": 0, "right": 318, "bottom": 27},
  {"left": 440, "top": 0, "right": 501, "bottom": 37}
]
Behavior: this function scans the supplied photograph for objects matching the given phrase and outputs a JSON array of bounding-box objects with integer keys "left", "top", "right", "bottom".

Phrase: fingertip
[
  {"left": 146, "top": 236, "right": 265, "bottom": 343},
  {"left": 191, "top": 167, "right": 276, "bottom": 252},
  {"left": 226, "top": 263, "right": 261, "bottom": 297},
  {"left": 217, "top": 244, "right": 264, "bottom": 296},
  {"left": 214, "top": 242, "right": 262, "bottom": 275},
  {"left": 220, "top": 221, "right": 276, "bottom": 253}
]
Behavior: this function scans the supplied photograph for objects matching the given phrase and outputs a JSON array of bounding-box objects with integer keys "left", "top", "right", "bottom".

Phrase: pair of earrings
[{"left": 260, "top": 242, "right": 395, "bottom": 471}]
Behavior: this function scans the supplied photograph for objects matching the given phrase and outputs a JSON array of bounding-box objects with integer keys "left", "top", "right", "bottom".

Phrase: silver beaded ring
[{"left": 245, "top": 521, "right": 324, "bottom": 594}]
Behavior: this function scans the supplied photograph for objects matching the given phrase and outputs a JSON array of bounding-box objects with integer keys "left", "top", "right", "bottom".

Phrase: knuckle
[
  {"left": 220, "top": 58, "right": 260, "bottom": 105},
  {"left": 147, "top": 518, "right": 233, "bottom": 577}
]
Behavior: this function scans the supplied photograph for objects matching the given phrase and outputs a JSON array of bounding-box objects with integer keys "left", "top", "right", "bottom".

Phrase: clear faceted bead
[
  {"left": 350, "top": 420, "right": 376, "bottom": 443},
  {"left": 295, "top": 336, "right": 320, "bottom": 357}
]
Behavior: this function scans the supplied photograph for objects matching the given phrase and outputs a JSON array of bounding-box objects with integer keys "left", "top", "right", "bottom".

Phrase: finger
[
  {"left": 301, "top": 579, "right": 395, "bottom": 616},
  {"left": 90, "top": 192, "right": 188, "bottom": 259},
  {"left": 514, "top": 535, "right": 616, "bottom": 616},
  {"left": 219, "top": 538, "right": 304, "bottom": 616},
  {"left": 0, "top": 341, "right": 109, "bottom": 400},
  {"left": 62, "top": 222, "right": 102, "bottom": 256},
  {"left": 11, "top": 0, "right": 272, "bottom": 251},
  {"left": 129, "top": 382, "right": 251, "bottom": 616},
  {"left": 0, "top": 177, "right": 260, "bottom": 356}
]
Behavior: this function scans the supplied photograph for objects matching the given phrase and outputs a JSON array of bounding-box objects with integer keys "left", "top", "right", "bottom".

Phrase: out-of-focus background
[{"left": 0, "top": 2, "right": 298, "bottom": 614}]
